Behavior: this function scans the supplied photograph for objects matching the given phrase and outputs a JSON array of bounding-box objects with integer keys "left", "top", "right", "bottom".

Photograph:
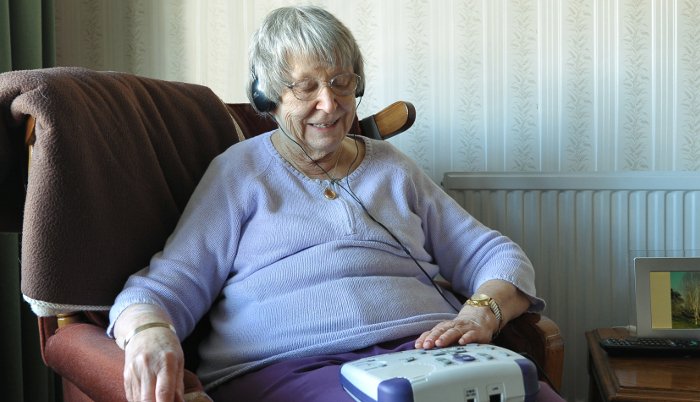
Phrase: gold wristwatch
[{"left": 466, "top": 293, "right": 503, "bottom": 332}]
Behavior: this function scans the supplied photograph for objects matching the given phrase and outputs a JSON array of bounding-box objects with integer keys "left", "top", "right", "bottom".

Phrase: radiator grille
[{"left": 442, "top": 172, "right": 700, "bottom": 401}]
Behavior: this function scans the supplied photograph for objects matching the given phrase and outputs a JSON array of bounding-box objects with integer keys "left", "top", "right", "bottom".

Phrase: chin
[{"left": 305, "top": 134, "right": 344, "bottom": 154}]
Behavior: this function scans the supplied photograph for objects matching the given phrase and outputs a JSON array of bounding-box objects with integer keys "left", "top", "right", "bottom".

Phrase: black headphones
[
  {"left": 250, "top": 72, "right": 364, "bottom": 113},
  {"left": 251, "top": 75, "right": 277, "bottom": 113}
]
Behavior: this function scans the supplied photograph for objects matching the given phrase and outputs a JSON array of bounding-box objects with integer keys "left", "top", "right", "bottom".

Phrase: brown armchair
[{"left": 0, "top": 67, "right": 562, "bottom": 401}]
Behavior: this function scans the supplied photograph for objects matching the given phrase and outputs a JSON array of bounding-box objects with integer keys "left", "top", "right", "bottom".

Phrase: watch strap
[{"left": 487, "top": 297, "right": 503, "bottom": 329}]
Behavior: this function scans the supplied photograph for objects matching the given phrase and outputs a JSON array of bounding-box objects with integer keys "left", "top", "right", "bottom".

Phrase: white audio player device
[{"left": 340, "top": 344, "right": 539, "bottom": 402}]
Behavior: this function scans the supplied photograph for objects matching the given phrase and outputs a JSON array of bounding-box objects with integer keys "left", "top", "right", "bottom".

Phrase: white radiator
[{"left": 442, "top": 171, "right": 700, "bottom": 401}]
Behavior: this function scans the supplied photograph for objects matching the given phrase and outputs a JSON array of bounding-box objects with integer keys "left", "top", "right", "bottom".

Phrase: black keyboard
[{"left": 599, "top": 337, "right": 700, "bottom": 356}]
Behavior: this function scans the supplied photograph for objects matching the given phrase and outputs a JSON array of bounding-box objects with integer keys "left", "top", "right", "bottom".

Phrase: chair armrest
[
  {"left": 494, "top": 312, "right": 564, "bottom": 392},
  {"left": 43, "top": 322, "right": 210, "bottom": 401}
]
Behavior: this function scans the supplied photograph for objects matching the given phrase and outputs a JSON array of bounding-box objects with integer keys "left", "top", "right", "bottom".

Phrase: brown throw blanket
[{"left": 0, "top": 67, "right": 238, "bottom": 314}]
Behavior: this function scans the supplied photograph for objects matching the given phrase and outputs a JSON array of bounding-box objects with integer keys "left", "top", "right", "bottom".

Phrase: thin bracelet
[{"left": 120, "top": 322, "right": 177, "bottom": 349}]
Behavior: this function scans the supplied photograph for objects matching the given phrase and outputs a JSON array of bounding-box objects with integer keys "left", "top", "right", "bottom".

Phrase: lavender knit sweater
[{"left": 108, "top": 131, "right": 544, "bottom": 389}]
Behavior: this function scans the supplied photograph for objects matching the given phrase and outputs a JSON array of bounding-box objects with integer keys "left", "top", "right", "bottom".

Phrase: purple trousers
[{"left": 208, "top": 336, "right": 565, "bottom": 402}]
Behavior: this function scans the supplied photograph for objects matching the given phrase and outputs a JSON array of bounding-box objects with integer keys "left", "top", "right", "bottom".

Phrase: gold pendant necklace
[
  {"left": 322, "top": 146, "right": 344, "bottom": 200},
  {"left": 323, "top": 187, "right": 338, "bottom": 200},
  {"left": 280, "top": 138, "right": 345, "bottom": 200}
]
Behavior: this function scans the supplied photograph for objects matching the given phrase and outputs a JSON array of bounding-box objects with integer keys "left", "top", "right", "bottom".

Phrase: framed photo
[{"left": 634, "top": 257, "right": 700, "bottom": 338}]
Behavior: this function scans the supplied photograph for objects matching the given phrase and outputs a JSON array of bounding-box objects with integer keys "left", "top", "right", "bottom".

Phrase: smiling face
[{"left": 272, "top": 56, "right": 358, "bottom": 162}]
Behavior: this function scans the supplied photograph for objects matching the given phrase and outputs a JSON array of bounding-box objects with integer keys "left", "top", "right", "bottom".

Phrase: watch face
[
  {"left": 468, "top": 294, "right": 490, "bottom": 306},
  {"left": 472, "top": 294, "right": 489, "bottom": 302}
]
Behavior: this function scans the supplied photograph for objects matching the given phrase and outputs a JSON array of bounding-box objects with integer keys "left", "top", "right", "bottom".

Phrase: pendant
[{"left": 323, "top": 187, "right": 337, "bottom": 200}]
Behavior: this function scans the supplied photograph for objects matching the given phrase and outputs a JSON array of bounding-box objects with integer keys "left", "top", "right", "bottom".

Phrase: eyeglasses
[{"left": 284, "top": 73, "right": 361, "bottom": 101}]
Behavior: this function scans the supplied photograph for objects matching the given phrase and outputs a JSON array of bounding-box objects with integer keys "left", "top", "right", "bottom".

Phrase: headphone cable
[{"left": 274, "top": 120, "right": 461, "bottom": 313}]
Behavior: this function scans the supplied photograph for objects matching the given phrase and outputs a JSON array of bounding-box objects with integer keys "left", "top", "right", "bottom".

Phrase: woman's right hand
[
  {"left": 123, "top": 326, "right": 184, "bottom": 402},
  {"left": 115, "top": 304, "right": 185, "bottom": 402}
]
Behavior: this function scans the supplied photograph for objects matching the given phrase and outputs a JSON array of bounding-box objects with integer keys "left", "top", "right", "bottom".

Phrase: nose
[{"left": 314, "top": 85, "right": 337, "bottom": 113}]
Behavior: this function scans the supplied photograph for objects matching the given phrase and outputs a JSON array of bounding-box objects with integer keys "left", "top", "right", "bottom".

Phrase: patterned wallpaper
[{"left": 54, "top": 0, "right": 700, "bottom": 182}]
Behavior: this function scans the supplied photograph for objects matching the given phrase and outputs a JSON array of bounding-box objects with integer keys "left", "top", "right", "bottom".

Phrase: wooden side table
[{"left": 586, "top": 328, "right": 700, "bottom": 401}]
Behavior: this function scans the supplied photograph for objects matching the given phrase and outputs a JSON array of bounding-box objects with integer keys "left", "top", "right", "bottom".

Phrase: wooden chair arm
[
  {"left": 494, "top": 312, "right": 564, "bottom": 392},
  {"left": 359, "top": 101, "right": 416, "bottom": 140}
]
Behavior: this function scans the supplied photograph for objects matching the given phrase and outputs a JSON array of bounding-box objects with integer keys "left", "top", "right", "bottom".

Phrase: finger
[
  {"left": 139, "top": 362, "right": 158, "bottom": 402},
  {"left": 415, "top": 329, "right": 435, "bottom": 349},
  {"left": 414, "top": 331, "right": 433, "bottom": 348},
  {"left": 457, "top": 329, "right": 482, "bottom": 345},
  {"left": 124, "top": 356, "right": 155, "bottom": 402},
  {"left": 155, "top": 370, "right": 177, "bottom": 402},
  {"left": 451, "top": 320, "right": 494, "bottom": 344},
  {"left": 124, "top": 365, "right": 140, "bottom": 402},
  {"left": 418, "top": 329, "right": 445, "bottom": 349},
  {"left": 154, "top": 352, "right": 184, "bottom": 402},
  {"left": 435, "top": 327, "right": 464, "bottom": 347},
  {"left": 176, "top": 364, "right": 185, "bottom": 402},
  {"left": 416, "top": 325, "right": 452, "bottom": 349},
  {"left": 125, "top": 349, "right": 157, "bottom": 402}
]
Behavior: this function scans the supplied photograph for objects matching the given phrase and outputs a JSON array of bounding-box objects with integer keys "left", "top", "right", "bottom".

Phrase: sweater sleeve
[
  {"left": 107, "top": 148, "right": 248, "bottom": 339},
  {"left": 403, "top": 157, "right": 545, "bottom": 312}
]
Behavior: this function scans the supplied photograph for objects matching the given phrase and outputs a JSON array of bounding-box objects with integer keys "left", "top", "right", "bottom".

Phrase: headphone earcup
[
  {"left": 251, "top": 77, "right": 276, "bottom": 112},
  {"left": 355, "top": 81, "right": 364, "bottom": 98}
]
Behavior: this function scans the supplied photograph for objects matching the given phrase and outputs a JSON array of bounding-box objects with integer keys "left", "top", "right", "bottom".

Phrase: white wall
[{"left": 53, "top": 1, "right": 700, "bottom": 400}]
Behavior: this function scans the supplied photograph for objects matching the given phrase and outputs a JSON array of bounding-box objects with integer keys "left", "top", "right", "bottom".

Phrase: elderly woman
[{"left": 109, "top": 5, "right": 561, "bottom": 402}]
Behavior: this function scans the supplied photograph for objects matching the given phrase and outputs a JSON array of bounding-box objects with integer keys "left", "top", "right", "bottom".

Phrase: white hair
[{"left": 247, "top": 5, "right": 365, "bottom": 111}]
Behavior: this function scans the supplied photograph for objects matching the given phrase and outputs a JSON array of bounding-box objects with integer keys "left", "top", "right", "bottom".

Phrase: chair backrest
[{"left": 0, "top": 68, "right": 238, "bottom": 318}]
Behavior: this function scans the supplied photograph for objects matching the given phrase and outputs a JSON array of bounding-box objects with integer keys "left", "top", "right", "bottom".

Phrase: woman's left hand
[{"left": 414, "top": 304, "right": 498, "bottom": 349}]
